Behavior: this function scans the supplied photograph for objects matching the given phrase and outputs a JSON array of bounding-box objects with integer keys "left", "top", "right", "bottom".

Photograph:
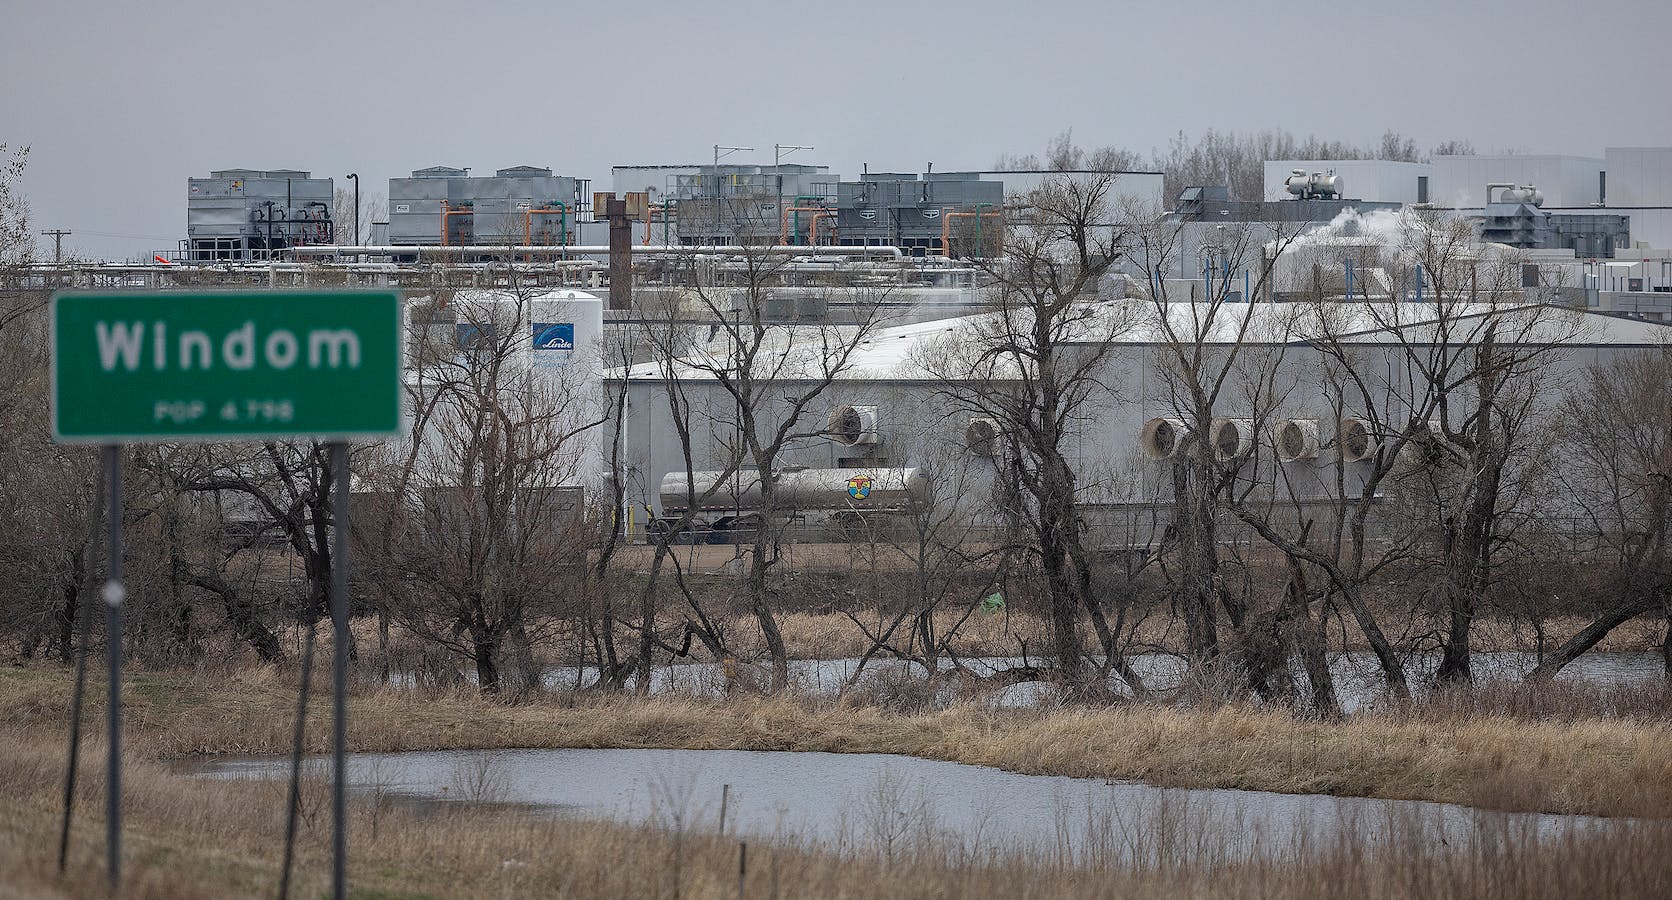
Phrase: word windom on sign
[{"left": 94, "top": 320, "right": 363, "bottom": 372}]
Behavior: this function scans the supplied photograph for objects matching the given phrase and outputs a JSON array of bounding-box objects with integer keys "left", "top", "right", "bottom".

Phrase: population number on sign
[{"left": 51, "top": 290, "right": 403, "bottom": 442}]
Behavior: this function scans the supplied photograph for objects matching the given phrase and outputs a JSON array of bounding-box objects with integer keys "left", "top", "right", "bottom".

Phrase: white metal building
[
  {"left": 606, "top": 298, "right": 1671, "bottom": 543},
  {"left": 1428, "top": 154, "right": 1605, "bottom": 208},
  {"left": 1603, "top": 148, "right": 1672, "bottom": 206}
]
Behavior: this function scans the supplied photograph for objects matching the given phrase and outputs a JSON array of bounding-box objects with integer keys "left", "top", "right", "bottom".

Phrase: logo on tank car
[{"left": 846, "top": 475, "right": 873, "bottom": 500}]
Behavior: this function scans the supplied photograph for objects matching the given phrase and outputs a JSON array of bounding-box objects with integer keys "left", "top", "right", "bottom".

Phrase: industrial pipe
[
  {"left": 523, "top": 204, "right": 570, "bottom": 247},
  {"left": 439, "top": 200, "right": 474, "bottom": 248},
  {"left": 290, "top": 244, "right": 906, "bottom": 259},
  {"left": 644, "top": 203, "right": 678, "bottom": 244},
  {"left": 779, "top": 205, "right": 832, "bottom": 246},
  {"left": 808, "top": 211, "right": 835, "bottom": 246},
  {"left": 940, "top": 209, "right": 1002, "bottom": 258}
]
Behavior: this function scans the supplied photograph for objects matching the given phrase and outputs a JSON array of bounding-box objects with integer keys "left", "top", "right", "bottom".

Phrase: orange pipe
[
  {"left": 941, "top": 209, "right": 1002, "bottom": 257},
  {"left": 779, "top": 205, "right": 831, "bottom": 245},
  {"left": 522, "top": 207, "right": 570, "bottom": 246},
  {"left": 644, "top": 204, "right": 669, "bottom": 243},
  {"left": 809, "top": 211, "right": 835, "bottom": 246},
  {"left": 439, "top": 200, "right": 474, "bottom": 248}
]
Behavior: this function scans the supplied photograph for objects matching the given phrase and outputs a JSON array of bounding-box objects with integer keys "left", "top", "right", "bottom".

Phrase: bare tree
[
  {"left": 333, "top": 185, "right": 386, "bottom": 247},
  {"left": 1123, "top": 206, "right": 1324, "bottom": 703},
  {"left": 360, "top": 282, "right": 601, "bottom": 695},
  {"left": 924, "top": 172, "right": 1149, "bottom": 693},
  {"left": 1530, "top": 348, "right": 1672, "bottom": 678},
  {"left": 601, "top": 290, "right": 750, "bottom": 693},
  {"left": 838, "top": 433, "right": 1019, "bottom": 686},
  {"left": 173, "top": 441, "right": 350, "bottom": 636},
  {"left": 652, "top": 214, "right": 894, "bottom": 689}
]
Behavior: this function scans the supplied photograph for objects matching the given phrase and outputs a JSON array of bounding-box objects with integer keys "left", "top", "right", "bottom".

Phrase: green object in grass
[{"left": 980, "top": 592, "right": 1005, "bottom": 614}]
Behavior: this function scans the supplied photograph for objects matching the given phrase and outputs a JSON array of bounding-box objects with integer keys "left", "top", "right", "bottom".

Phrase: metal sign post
[
  {"left": 329, "top": 440, "right": 350, "bottom": 900},
  {"left": 102, "top": 444, "right": 123, "bottom": 890},
  {"left": 50, "top": 289, "right": 402, "bottom": 898}
]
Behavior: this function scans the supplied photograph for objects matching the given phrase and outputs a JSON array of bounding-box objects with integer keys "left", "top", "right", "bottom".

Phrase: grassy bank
[{"left": 3, "top": 665, "right": 1671, "bottom": 819}]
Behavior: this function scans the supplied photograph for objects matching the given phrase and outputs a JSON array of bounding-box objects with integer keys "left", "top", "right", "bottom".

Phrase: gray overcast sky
[{"left": 6, "top": 0, "right": 1670, "bottom": 261}]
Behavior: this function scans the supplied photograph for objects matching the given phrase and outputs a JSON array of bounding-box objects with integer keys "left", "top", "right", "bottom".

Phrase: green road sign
[{"left": 51, "top": 290, "right": 403, "bottom": 443}]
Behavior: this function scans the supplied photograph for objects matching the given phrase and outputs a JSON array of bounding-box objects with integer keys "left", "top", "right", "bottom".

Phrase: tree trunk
[
  {"left": 1435, "top": 462, "right": 1502, "bottom": 684},
  {"left": 1036, "top": 477, "right": 1087, "bottom": 684},
  {"left": 635, "top": 544, "right": 672, "bottom": 696},
  {"left": 748, "top": 535, "right": 789, "bottom": 690},
  {"left": 178, "top": 566, "right": 284, "bottom": 664},
  {"left": 222, "top": 594, "right": 283, "bottom": 664},
  {"left": 472, "top": 630, "right": 501, "bottom": 695},
  {"left": 507, "top": 618, "right": 539, "bottom": 695},
  {"left": 54, "top": 576, "right": 81, "bottom": 664},
  {"left": 1528, "top": 588, "right": 1663, "bottom": 680},
  {"left": 1171, "top": 458, "right": 1221, "bottom": 661},
  {"left": 1285, "top": 557, "right": 1340, "bottom": 717},
  {"left": 377, "top": 610, "right": 391, "bottom": 685},
  {"left": 749, "top": 479, "right": 789, "bottom": 690}
]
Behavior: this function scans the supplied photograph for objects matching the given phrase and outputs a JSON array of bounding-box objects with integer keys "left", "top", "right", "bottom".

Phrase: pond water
[{"left": 203, "top": 747, "right": 1612, "bottom": 861}]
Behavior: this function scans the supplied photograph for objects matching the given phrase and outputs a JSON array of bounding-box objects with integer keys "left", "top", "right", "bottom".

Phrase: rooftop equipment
[
  {"left": 1284, "top": 169, "right": 1344, "bottom": 200},
  {"left": 185, "top": 169, "right": 334, "bottom": 261}
]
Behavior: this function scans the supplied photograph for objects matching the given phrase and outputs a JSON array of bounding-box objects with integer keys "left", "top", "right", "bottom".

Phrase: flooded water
[
  {"left": 535, "top": 651, "right": 1667, "bottom": 711},
  {"left": 203, "top": 747, "right": 1610, "bottom": 860}
]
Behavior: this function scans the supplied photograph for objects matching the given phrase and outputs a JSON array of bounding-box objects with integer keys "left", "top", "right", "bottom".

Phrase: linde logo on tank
[
  {"left": 532, "top": 322, "right": 574, "bottom": 352},
  {"left": 92, "top": 320, "right": 363, "bottom": 373}
]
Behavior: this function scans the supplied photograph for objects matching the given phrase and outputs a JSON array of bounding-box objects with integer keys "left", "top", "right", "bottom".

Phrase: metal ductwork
[
  {"left": 828, "top": 405, "right": 881, "bottom": 448},
  {"left": 1140, "top": 417, "right": 1190, "bottom": 460},
  {"left": 1211, "top": 418, "right": 1256, "bottom": 461},
  {"left": 965, "top": 417, "right": 1000, "bottom": 458},
  {"left": 1273, "top": 419, "right": 1321, "bottom": 462}
]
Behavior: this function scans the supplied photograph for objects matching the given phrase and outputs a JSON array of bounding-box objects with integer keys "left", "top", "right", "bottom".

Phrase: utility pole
[{"left": 41, "top": 229, "right": 71, "bottom": 264}]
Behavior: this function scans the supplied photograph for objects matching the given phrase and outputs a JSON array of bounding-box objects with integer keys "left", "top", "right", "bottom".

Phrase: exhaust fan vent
[
  {"left": 1211, "top": 418, "right": 1255, "bottom": 461},
  {"left": 965, "top": 417, "right": 1000, "bottom": 458},
  {"left": 1140, "top": 418, "right": 1190, "bottom": 460},
  {"left": 1274, "top": 419, "right": 1320, "bottom": 462},
  {"left": 827, "top": 405, "right": 881, "bottom": 447},
  {"left": 1339, "top": 417, "right": 1377, "bottom": 462}
]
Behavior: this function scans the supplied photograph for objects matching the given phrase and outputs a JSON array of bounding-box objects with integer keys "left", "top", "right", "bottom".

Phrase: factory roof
[{"left": 609, "top": 301, "right": 1669, "bottom": 384}]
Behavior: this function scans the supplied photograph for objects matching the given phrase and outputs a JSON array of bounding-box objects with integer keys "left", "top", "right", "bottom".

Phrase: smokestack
[{"left": 607, "top": 197, "right": 631, "bottom": 310}]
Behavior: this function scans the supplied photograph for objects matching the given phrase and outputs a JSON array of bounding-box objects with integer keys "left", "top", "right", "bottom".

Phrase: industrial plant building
[
  {"left": 43, "top": 143, "right": 1672, "bottom": 544},
  {"left": 604, "top": 298, "right": 1671, "bottom": 543},
  {"left": 387, "top": 165, "right": 592, "bottom": 248},
  {"left": 184, "top": 169, "right": 335, "bottom": 262}
]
